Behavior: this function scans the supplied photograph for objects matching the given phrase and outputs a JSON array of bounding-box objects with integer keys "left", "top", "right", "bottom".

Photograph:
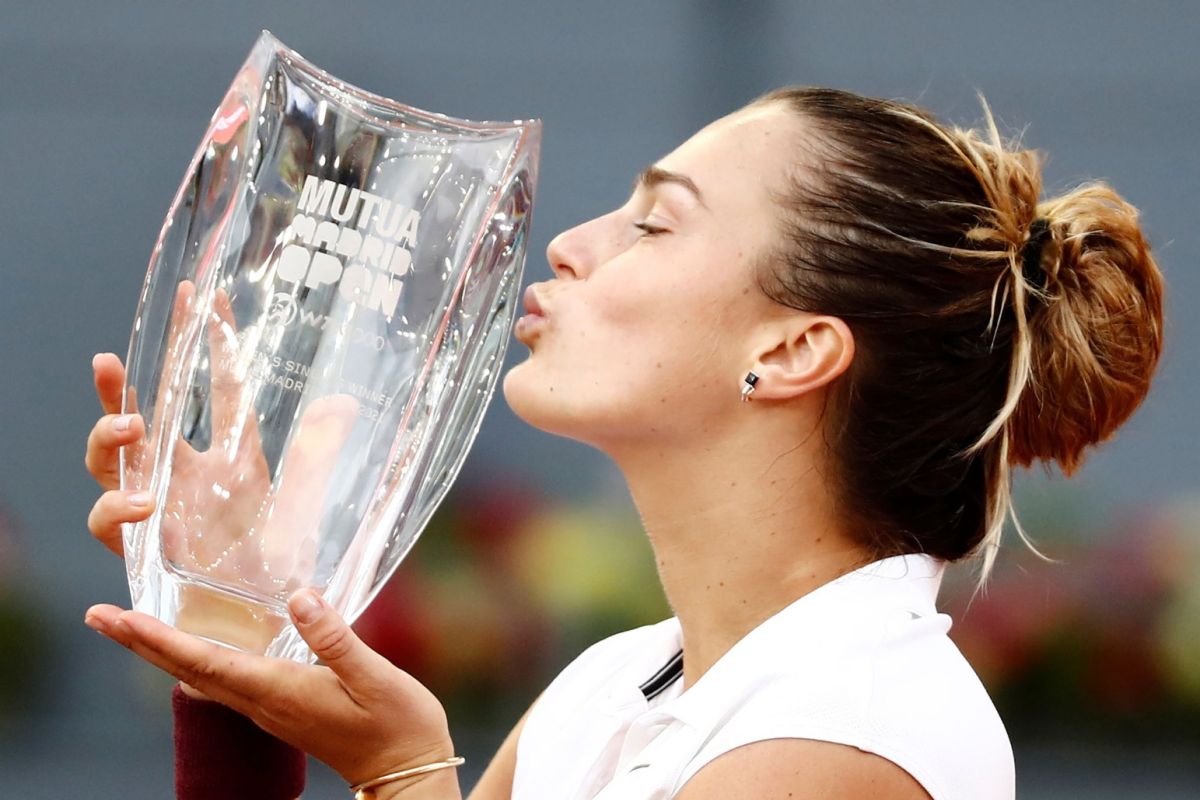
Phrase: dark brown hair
[{"left": 752, "top": 87, "right": 1165, "bottom": 579}]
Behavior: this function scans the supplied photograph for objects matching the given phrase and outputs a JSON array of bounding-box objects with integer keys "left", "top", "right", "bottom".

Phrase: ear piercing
[{"left": 741, "top": 371, "right": 759, "bottom": 402}]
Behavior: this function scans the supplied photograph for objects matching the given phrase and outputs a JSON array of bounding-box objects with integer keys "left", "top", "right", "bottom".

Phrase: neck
[{"left": 609, "top": 405, "right": 872, "bottom": 689}]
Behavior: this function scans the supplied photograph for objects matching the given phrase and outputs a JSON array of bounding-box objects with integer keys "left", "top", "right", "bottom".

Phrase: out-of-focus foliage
[
  {"left": 0, "top": 503, "right": 51, "bottom": 725},
  {"left": 944, "top": 497, "right": 1200, "bottom": 742}
]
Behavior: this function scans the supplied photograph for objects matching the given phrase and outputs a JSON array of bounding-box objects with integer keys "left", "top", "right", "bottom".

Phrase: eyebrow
[{"left": 634, "top": 165, "right": 708, "bottom": 210}]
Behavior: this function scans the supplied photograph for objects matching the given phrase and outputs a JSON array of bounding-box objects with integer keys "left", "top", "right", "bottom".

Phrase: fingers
[
  {"left": 90, "top": 354, "right": 146, "bottom": 558},
  {"left": 93, "top": 354, "right": 138, "bottom": 423},
  {"left": 177, "top": 681, "right": 213, "bottom": 701},
  {"left": 289, "top": 589, "right": 390, "bottom": 691},
  {"left": 145, "top": 281, "right": 197, "bottom": 446},
  {"left": 93, "top": 352, "right": 126, "bottom": 415},
  {"left": 84, "top": 605, "right": 274, "bottom": 717},
  {"left": 203, "top": 286, "right": 266, "bottom": 462},
  {"left": 85, "top": 412, "right": 146, "bottom": 489},
  {"left": 88, "top": 489, "right": 155, "bottom": 556},
  {"left": 93, "top": 281, "right": 194, "bottom": 485},
  {"left": 207, "top": 287, "right": 250, "bottom": 441},
  {"left": 132, "top": 280, "right": 195, "bottom": 471}
]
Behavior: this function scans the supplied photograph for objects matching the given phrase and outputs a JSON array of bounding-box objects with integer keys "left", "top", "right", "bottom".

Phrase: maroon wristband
[{"left": 172, "top": 684, "right": 307, "bottom": 800}]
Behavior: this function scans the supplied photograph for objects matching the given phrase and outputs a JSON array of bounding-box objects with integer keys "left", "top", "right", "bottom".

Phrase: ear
[{"left": 746, "top": 315, "right": 854, "bottom": 402}]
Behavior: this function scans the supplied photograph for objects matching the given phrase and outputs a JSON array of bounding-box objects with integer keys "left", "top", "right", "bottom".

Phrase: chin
[
  {"left": 502, "top": 365, "right": 664, "bottom": 456},
  {"left": 501, "top": 362, "right": 562, "bottom": 432},
  {"left": 501, "top": 364, "right": 600, "bottom": 444}
]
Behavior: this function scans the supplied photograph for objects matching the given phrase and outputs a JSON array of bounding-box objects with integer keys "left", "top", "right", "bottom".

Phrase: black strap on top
[{"left": 639, "top": 649, "right": 684, "bottom": 701}]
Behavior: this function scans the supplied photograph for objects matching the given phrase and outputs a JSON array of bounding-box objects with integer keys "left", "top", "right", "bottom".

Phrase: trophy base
[
  {"left": 129, "top": 559, "right": 318, "bottom": 663},
  {"left": 175, "top": 582, "right": 288, "bottom": 654}
]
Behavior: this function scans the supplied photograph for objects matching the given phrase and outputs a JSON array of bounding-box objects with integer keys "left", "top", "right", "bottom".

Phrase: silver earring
[{"left": 740, "top": 371, "right": 759, "bottom": 402}]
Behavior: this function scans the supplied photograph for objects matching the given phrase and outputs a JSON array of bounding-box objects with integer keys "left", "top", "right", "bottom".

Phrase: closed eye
[{"left": 633, "top": 220, "right": 668, "bottom": 236}]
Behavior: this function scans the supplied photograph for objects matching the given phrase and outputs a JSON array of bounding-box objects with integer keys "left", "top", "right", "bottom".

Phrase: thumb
[{"left": 288, "top": 590, "right": 385, "bottom": 686}]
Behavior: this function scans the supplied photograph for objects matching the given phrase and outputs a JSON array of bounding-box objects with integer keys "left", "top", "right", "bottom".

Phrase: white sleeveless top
[{"left": 511, "top": 553, "right": 1014, "bottom": 800}]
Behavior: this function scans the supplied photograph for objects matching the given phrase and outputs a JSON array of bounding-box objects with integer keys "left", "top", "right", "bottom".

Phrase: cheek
[
  {"left": 564, "top": 276, "right": 733, "bottom": 406},
  {"left": 502, "top": 261, "right": 751, "bottom": 440},
  {"left": 576, "top": 272, "right": 704, "bottom": 369}
]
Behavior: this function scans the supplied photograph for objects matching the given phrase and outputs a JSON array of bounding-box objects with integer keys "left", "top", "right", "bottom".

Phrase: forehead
[{"left": 654, "top": 104, "right": 800, "bottom": 216}]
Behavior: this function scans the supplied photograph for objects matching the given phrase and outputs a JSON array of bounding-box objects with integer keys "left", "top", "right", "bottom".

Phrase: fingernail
[
  {"left": 291, "top": 591, "right": 323, "bottom": 624},
  {"left": 128, "top": 491, "right": 152, "bottom": 507},
  {"left": 84, "top": 614, "right": 106, "bottom": 633},
  {"left": 92, "top": 353, "right": 102, "bottom": 370},
  {"left": 112, "top": 414, "right": 133, "bottom": 432}
]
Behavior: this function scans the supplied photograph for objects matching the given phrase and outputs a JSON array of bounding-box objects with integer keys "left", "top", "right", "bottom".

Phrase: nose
[
  {"left": 545, "top": 229, "right": 582, "bottom": 281},
  {"left": 545, "top": 215, "right": 606, "bottom": 281}
]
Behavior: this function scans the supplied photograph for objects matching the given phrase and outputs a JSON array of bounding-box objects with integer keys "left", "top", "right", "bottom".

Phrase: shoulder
[
  {"left": 675, "top": 738, "right": 932, "bottom": 800},
  {"left": 865, "top": 613, "right": 1015, "bottom": 796},
  {"left": 677, "top": 610, "right": 1013, "bottom": 800}
]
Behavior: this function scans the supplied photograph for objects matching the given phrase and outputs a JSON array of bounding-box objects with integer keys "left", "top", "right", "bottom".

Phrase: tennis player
[{"left": 84, "top": 87, "right": 1165, "bottom": 800}]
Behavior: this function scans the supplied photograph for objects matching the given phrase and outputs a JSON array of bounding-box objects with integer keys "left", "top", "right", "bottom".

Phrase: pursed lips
[{"left": 523, "top": 284, "right": 547, "bottom": 317}]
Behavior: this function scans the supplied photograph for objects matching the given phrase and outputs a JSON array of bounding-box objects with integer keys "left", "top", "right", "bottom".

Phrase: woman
[{"left": 83, "top": 87, "right": 1165, "bottom": 800}]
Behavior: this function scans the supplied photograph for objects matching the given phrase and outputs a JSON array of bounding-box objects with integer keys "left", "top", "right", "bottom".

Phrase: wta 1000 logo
[{"left": 276, "top": 174, "right": 422, "bottom": 320}]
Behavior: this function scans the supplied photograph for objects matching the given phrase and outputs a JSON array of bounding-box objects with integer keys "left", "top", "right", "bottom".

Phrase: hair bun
[{"left": 1007, "top": 182, "right": 1165, "bottom": 476}]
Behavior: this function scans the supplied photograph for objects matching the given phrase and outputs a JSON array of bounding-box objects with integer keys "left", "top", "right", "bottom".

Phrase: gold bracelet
[{"left": 350, "top": 756, "right": 465, "bottom": 798}]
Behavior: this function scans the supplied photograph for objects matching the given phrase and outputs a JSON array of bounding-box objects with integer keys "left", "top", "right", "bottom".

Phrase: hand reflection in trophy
[{"left": 124, "top": 280, "right": 359, "bottom": 652}]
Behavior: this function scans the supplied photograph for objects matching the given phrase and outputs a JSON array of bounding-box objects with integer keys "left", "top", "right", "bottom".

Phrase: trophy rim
[{"left": 255, "top": 29, "right": 544, "bottom": 138}]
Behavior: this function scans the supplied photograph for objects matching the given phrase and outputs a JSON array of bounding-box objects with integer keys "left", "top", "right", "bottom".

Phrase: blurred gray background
[{"left": 1, "top": 1, "right": 1198, "bottom": 797}]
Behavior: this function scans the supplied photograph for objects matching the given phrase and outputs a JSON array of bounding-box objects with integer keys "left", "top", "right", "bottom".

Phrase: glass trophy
[{"left": 119, "top": 30, "right": 540, "bottom": 662}]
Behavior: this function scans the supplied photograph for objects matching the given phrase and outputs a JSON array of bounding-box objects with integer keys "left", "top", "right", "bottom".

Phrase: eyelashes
[{"left": 633, "top": 220, "right": 669, "bottom": 237}]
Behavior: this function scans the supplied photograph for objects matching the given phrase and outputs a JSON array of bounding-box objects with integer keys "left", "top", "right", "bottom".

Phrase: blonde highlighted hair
[{"left": 752, "top": 87, "right": 1165, "bottom": 582}]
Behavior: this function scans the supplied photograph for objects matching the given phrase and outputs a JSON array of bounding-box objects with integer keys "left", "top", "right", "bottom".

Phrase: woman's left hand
[{"left": 85, "top": 590, "right": 458, "bottom": 792}]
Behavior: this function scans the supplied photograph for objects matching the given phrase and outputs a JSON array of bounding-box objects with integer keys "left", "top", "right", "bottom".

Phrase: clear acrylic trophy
[{"left": 119, "top": 30, "right": 540, "bottom": 662}]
